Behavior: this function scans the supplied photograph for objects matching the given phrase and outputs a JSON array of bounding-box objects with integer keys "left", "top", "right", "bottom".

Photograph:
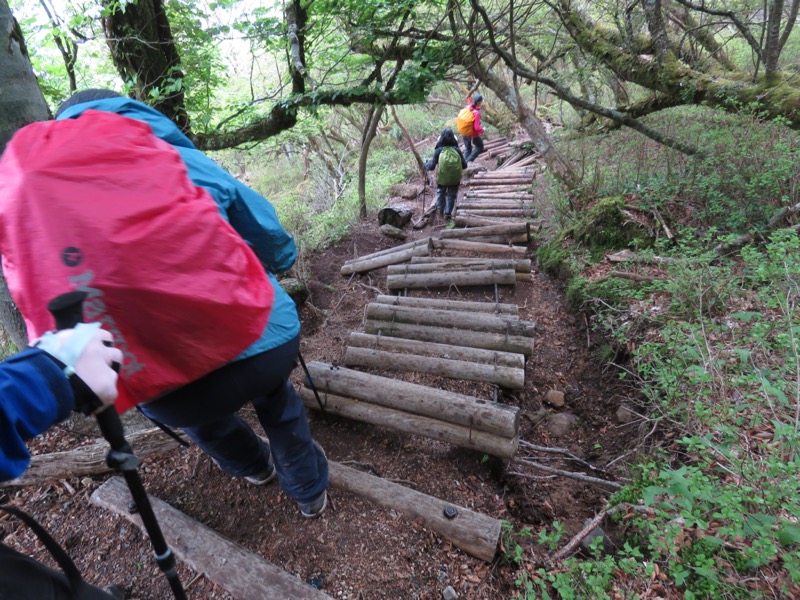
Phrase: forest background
[{"left": 1, "top": 0, "right": 800, "bottom": 598}]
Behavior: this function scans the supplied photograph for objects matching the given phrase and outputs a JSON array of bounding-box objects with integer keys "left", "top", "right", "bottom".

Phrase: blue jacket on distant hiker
[{"left": 425, "top": 127, "right": 467, "bottom": 220}]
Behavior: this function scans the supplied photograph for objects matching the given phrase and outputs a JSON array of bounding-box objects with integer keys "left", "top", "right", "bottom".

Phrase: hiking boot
[
  {"left": 212, "top": 436, "right": 276, "bottom": 485},
  {"left": 103, "top": 584, "right": 126, "bottom": 599},
  {"left": 299, "top": 490, "right": 328, "bottom": 518},
  {"left": 244, "top": 461, "right": 277, "bottom": 485}
]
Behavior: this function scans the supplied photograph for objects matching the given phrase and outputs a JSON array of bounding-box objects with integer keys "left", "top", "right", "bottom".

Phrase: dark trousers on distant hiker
[
  {"left": 435, "top": 185, "right": 458, "bottom": 218},
  {"left": 0, "top": 542, "right": 118, "bottom": 599},
  {"left": 139, "top": 334, "right": 328, "bottom": 505},
  {"left": 463, "top": 135, "right": 484, "bottom": 162}
]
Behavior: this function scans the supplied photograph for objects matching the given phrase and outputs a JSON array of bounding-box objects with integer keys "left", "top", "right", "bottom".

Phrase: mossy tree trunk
[
  {"left": 0, "top": 0, "right": 51, "bottom": 350},
  {"left": 100, "top": 0, "right": 190, "bottom": 132}
]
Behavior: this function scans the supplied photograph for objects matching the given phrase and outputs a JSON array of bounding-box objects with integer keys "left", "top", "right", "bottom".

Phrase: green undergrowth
[{"left": 517, "top": 108, "right": 800, "bottom": 599}]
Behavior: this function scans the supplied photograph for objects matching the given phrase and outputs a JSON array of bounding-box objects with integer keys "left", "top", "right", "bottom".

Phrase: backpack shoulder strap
[{"left": 0, "top": 504, "right": 83, "bottom": 596}]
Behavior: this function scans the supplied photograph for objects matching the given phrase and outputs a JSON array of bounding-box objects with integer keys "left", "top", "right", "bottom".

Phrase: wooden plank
[
  {"left": 2, "top": 428, "right": 180, "bottom": 488},
  {"left": 344, "top": 346, "right": 524, "bottom": 388},
  {"left": 365, "top": 320, "right": 535, "bottom": 355},
  {"left": 348, "top": 332, "right": 524, "bottom": 368},
  {"left": 328, "top": 462, "right": 501, "bottom": 562},
  {"left": 340, "top": 240, "right": 432, "bottom": 275},
  {"left": 342, "top": 237, "right": 431, "bottom": 265},
  {"left": 373, "top": 294, "right": 519, "bottom": 317},
  {"left": 406, "top": 257, "right": 532, "bottom": 273},
  {"left": 431, "top": 239, "right": 527, "bottom": 255},
  {"left": 305, "top": 362, "right": 519, "bottom": 438},
  {"left": 365, "top": 303, "right": 536, "bottom": 337},
  {"left": 300, "top": 388, "right": 518, "bottom": 461},
  {"left": 92, "top": 477, "right": 331, "bottom": 600},
  {"left": 386, "top": 268, "right": 516, "bottom": 289}
]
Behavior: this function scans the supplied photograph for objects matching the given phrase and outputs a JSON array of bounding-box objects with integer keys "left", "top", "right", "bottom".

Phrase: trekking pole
[
  {"left": 297, "top": 350, "right": 331, "bottom": 424},
  {"left": 48, "top": 291, "right": 187, "bottom": 600}
]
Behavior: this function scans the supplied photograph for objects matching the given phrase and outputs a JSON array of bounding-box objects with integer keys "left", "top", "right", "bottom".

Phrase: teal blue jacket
[{"left": 57, "top": 98, "right": 300, "bottom": 358}]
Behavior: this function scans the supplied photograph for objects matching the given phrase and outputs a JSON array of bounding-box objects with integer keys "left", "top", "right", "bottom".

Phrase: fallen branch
[
  {"left": 518, "top": 440, "right": 612, "bottom": 475},
  {"left": 552, "top": 502, "right": 649, "bottom": 561},
  {"left": 513, "top": 458, "right": 622, "bottom": 489}
]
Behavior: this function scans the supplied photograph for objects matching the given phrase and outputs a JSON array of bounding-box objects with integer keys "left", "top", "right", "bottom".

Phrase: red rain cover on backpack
[{"left": 0, "top": 111, "right": 273, "bottom": 413}]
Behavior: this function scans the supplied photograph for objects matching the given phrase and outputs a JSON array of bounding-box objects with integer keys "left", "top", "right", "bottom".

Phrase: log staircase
[{"left": 86, "top": 136, "right": 542, "bottom": 599}]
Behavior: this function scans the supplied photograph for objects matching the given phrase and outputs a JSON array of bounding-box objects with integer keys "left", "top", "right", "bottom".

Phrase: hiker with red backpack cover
[
  {"left": 0, "top": 89, "right": 329, "bottom": 520},
  {"left": 425, "top": 127, "right": 468, "bottom": 220},
  {"left": 456, "top": 93, "right": 485, "bottom": 163}
]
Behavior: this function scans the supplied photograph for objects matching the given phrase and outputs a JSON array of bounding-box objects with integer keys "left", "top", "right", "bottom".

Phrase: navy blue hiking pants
[{"left": 140, "top": 335, "right": 328, "bottom": 504}]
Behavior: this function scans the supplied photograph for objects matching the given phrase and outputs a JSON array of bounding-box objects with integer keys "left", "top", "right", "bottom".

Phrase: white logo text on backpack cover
[{"left": 69, "top": 270, "right": 144, "bottom": 377}]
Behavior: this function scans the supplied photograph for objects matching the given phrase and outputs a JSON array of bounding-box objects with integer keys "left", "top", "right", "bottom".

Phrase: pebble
[
  {"left": 544, "top": 389, "right": 565, "bottom": 408},
  {"left": 442, "top": 585, "right": 458, "bottom": 600}
]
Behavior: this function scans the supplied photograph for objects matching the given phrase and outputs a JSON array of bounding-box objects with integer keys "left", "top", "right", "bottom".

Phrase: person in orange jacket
[{"left": 462, "top": 93, "right": 485, "bottom": 162}]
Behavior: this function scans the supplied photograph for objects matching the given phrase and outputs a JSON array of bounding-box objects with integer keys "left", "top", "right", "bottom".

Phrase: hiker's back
[{"left": 0, "top": 111, "right": 273, "bottom": 413}]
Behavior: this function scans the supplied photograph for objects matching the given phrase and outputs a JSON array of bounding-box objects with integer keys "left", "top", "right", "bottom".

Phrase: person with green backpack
[{"left": 425, "top": 127, "right": 468, "bottom": 220}]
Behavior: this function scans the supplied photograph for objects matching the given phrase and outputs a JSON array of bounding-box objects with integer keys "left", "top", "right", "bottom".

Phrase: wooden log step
[
  {"left": 432, "top": 239, "right": 528, "bottom": 255},
  {"left": 365, "top": 319, "right": 534, "bottom": 355},
  {"left": 373, "top": 294, "right": 519, "bottom": 317},
  {"left": 329, "top": 462, "right": 501, "bottom": 562},
  {"left": 455, "top": 234, "right": 529, "bottom": 245},
  {"left": 348, "top": 332, "right": 524, "bottom": 368},
  {"left": 342, "top": 237, "right": 431, "bottom": 265},
  {"left": 92, "top": 477, "right": 331, "bottom": 600},
  {"left": 456, "top": 201, "right": 536, "bottom": 210},
  {"left": 388, "top": 262, "right": 520, "bottom": 276},
  {"left": 345, "top": 333, "right": 525, "bottom": 388},
  {"left": 482, "top": 136, "right": 508, "bottom": 147},
  {"left": 386, "top": 269, "right": 516, "bottom": 290},
  {"left": 300, "top": 388, "right": 517, "bottom": 461},
  {"left": 2, "top": 428, "right": 181, "bottom": 488},
  {"left": 469, "top": 176, "right": 533, "bottom": 184},
  {"left": 453, "top": 215, "right": 531, "bottom": 228},
  {"left": 365, "top": 303, "right": 536, "bottom": 338},
  {"left": 409, "top": 257, "right": 532, "bottom": 273},
  {"left": 304, "top": 362, "right": 519, "bottom": 438},
  {"left": 340, "top": 239, "right": 432, "bottom": 275},
  {"left": 465, "top": 192, "right": 532, "bottom": 200},
  {"left": 439, "top": 223, "right": 529, "bottom": 238},
  {"left": 470, "top": 174, "right": 533, "bottom": 181},
  {"left": 509, "top": 155, "right": 539, "bottom": 168},
  {"left": 466, "top": 185, "right": 530, "bottom": 194},
  {"left": 456, "top": 209, "right": 537, "bottom": 218}
]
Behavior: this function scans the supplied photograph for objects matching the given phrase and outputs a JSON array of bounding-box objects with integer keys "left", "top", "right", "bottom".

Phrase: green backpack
[{"left": 437, "top": 146, "right": 463, "bottom": 186}]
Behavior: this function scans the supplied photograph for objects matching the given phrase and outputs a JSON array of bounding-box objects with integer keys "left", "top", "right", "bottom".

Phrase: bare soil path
[{"left": 0, "top": 151, "right": 641, "bottom": 599}]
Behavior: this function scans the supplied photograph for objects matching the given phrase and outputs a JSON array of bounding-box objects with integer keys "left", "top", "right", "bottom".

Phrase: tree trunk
[
  {"left": 390, "top": 105, "right": 426, "bottom": 178},
  {"left": 358, "top": 104, "right": 386, "bottom": 219},
  {"left": 0, "top": 0, "right": 51, "bottom": 349},
  {"left": 100, "top": 0, "right": 190, "bottom": 132}
]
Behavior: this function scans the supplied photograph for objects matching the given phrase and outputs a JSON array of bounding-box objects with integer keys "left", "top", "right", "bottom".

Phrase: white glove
[{"left": 34, "top": 323, "right": 123, "bottom": 413}]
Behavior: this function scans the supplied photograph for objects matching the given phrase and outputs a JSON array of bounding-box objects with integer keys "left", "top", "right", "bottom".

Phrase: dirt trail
[{"left": 1, "top": 153, "right": 640, "bottom": 599}]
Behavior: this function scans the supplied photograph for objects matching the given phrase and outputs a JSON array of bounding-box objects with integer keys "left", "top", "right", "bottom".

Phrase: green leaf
[{"left": 777, "top": 525, "right": 800, "bottom": 546}]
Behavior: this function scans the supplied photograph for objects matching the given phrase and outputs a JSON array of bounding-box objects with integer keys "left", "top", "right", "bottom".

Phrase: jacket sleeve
[
  {"left": 181, "top": 147, "right": 298, "bottom": 275},
  {"left": 227, "top": 179, "right": 298, "bottom": 275},
  {"left": 473, "top": 109, "right": 484, "bottom": 136},
  {"left": 457, "top": 148, "right": 468, "bottom": 168},
  {"left": 0, "top": 349, "right": 74, "bottom": 482}
]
